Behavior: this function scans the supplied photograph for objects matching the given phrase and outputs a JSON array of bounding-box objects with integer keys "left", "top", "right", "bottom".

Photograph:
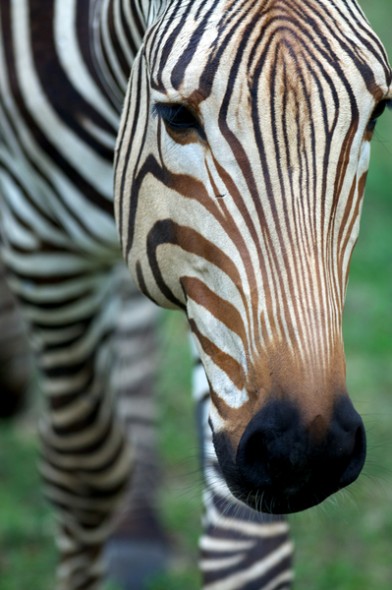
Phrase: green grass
[
  {"left": 0, "top": 424, "right": 57, "bottom": 590},
  {"left": 1, "top": 2, "right": 391, "bottom": 589}
]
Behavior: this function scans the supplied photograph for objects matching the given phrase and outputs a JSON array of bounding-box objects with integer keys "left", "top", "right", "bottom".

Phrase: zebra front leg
[
  {"left": 0, "top": 257, "right": 32, "bottom": 417},
  {"left": 193, "top": 361, "right": 294, "bottom": 590},
  {"left": 15, "top": 266, "right": 132, "bottom": 590}
]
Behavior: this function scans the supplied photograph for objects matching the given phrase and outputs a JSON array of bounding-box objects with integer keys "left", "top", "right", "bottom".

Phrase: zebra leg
[
  {"left": 193, "top": 360, "right": 295, "bottom": 590},
  {"left": 0, "top": 257, "right": 32, "bottom": 418},
  {"left": 105, "top": 270, "right": 169, "bottom": 589},
  {"left": 6, "top": 262, "right": 133, "bottom": 590}
]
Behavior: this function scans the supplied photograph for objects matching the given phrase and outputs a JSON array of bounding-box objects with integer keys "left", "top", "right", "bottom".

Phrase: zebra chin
[{"left": 212, "top": 396, "right": 367, "bottom": 515}]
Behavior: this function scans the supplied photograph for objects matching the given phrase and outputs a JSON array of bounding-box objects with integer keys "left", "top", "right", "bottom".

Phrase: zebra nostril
[
  {"left": 236, "top": 399, "right": 304, "bottom": 492},
  {"left": 236, "top": 428, "right": 271, "bottom": 488},
  {"left": 336, "top": 418, "right": 367, "bottom": 488},
  {"left": 326, "top": 395, "right": 367, "bottom": 488}
]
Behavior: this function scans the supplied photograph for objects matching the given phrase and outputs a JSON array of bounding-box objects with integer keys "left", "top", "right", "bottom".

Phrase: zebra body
[
  {"left": 1, "top": 1, "right": 159, "bottom": 588},
  {"left": 0, "top": 0, "right": 391, "bottom": 589}
]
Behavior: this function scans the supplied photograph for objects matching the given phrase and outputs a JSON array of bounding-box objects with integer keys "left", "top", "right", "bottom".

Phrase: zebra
[{"left": 0, "top": 1, "right": 391, "bottom": 590}]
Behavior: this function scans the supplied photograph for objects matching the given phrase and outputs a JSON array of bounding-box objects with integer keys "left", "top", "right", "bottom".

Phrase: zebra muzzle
[{"left": 213, "top": 395, "right": 366, "bottom": 514}]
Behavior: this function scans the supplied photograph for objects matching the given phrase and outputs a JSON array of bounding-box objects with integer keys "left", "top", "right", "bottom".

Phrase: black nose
[{"left": 222, "top": 396, "right": 366, "bottom": 514}]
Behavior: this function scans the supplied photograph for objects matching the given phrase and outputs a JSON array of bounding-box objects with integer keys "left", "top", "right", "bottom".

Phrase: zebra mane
[
  {"left": 146, "top": 0, "right": 199, "bottom": 26},
  {"left": 147, "top": 0, "right": 169, "bottom": 25}
]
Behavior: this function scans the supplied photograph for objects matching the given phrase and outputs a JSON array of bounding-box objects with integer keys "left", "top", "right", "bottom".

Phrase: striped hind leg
[
  {"left": 5, "top": 259, "right": 133, "bottom": 590},
  {"left": 193, "top": 359, "right": 295, "bottom": 590}
]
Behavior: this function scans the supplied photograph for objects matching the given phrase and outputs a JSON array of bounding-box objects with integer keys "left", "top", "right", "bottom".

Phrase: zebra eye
[
  {"left": 153, "top": 102, "right": 205, "bottom": 137},
  {"left": 367, "top": 99, "right": 391, "bottom": 131}
]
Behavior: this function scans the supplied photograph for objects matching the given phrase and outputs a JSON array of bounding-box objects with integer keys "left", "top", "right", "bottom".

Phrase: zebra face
[{"left": 115, "top": 0, "right": 392, "bottom": 513}]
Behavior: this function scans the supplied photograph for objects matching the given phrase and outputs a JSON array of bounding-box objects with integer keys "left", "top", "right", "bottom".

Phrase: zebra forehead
[{"left": 150, "top": 0, "right": 391, "bottom": 99}]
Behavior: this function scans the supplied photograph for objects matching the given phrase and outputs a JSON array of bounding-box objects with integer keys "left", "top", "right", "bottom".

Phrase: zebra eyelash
[
  {"left": 152, "top": 102, "right": 205, "bottom": 138},
  {"left": 367, "top": 98, "right": 392, "bottom": 131}
]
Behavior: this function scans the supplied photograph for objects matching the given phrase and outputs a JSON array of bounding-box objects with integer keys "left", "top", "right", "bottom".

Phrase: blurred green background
[{"left": 0, "top": 1, "right": 391, "bottom": 589}]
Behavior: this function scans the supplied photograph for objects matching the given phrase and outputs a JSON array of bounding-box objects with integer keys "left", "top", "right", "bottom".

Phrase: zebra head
[{"left": 115, "top": 0, "right": 392, "bottom": 514}]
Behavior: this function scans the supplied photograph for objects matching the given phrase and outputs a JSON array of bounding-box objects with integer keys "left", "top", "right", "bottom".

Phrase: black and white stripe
[{"left": 1, "top": 1, "right": 391, "bottom": 590}]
